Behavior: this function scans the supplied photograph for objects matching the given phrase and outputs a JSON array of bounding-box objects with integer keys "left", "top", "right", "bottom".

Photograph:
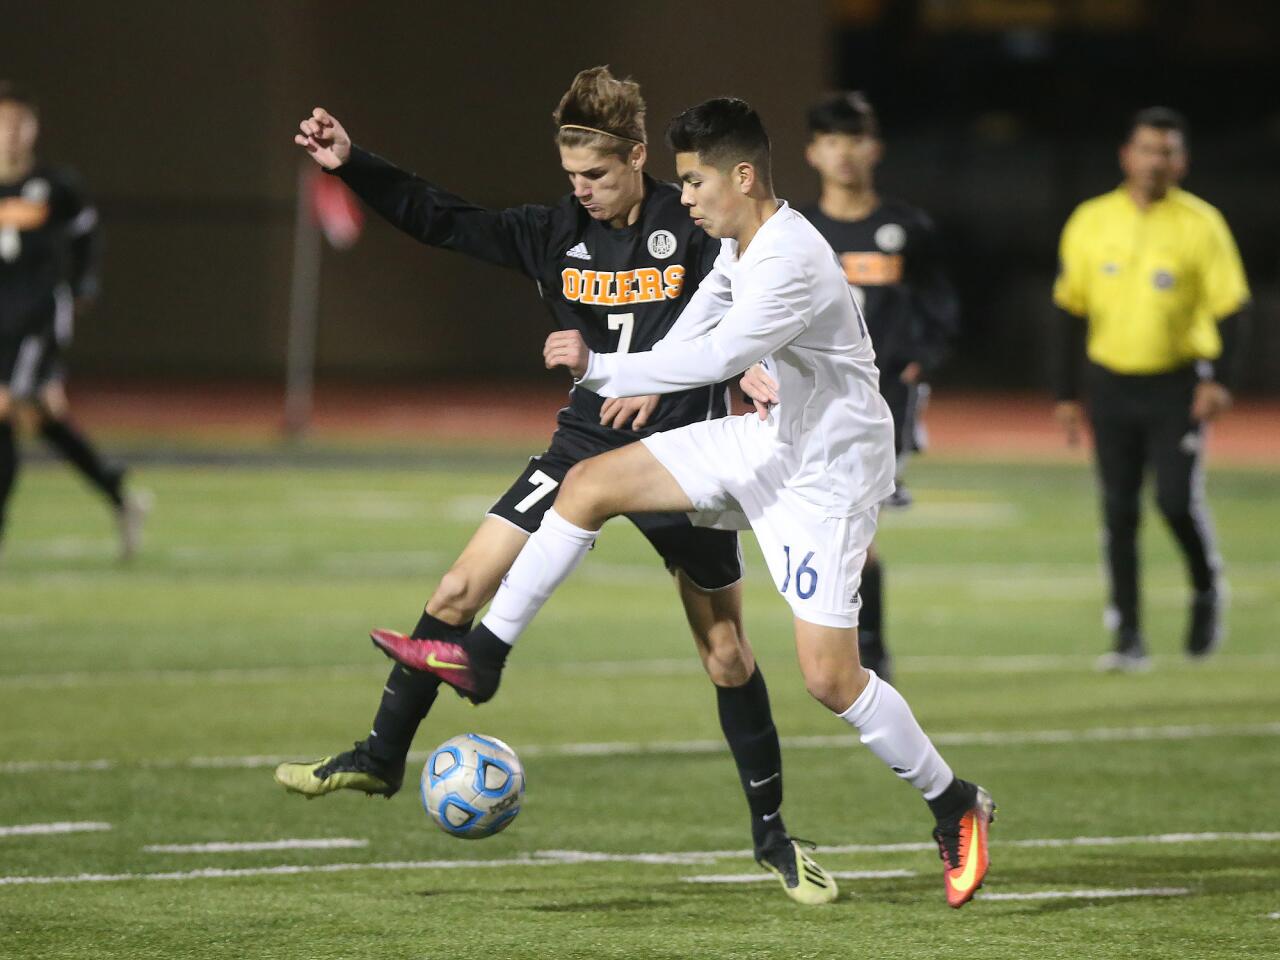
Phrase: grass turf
[{"left": 0, "top": 453, "right": 1277, "bottom": 959}]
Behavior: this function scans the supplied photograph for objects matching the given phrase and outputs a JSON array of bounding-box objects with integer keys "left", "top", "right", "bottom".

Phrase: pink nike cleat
[{"left": 369, "top": 629, "right": 491, "bottom": 702}]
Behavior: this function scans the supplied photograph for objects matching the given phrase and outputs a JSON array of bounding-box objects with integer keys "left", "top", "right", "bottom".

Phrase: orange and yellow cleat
[{"left": 932, "top": 783, "right": 996, "bottom": 908}]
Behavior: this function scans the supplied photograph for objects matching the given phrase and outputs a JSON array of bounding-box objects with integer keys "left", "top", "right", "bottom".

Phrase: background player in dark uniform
[
  {"left": 1053, "top": 107, "right": 1249, "bottom": 671},
  {"left": 745, "top": 92, "right": 958, "bottom": 682},
  {"left": 0, "top": 84, "right": 147, "bottom": 559},
  {"left": 275, "top": 68, "right": 833, "bottom": 903}
]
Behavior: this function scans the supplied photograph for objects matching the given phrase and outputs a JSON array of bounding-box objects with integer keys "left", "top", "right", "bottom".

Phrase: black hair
[
  {"left": 1127, "top": 106, "right": 1188, "bottom": 145},
  {"left": 665, "top": 97, "right": 771, "bottom": 187},
  {"left": 0, "top": 82, "right": 37, "bottom": 113},
  {"left": 807, "top": 91, "right": 878, "bottom": 138}
]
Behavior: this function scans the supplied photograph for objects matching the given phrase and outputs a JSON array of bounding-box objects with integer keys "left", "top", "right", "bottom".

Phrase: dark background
[{"left": 3, "top": 0, "right": 1276, "bottom": 392}]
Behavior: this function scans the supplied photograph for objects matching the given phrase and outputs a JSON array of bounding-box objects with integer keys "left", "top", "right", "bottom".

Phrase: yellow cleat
[
  {"left": 273, "top": 746, "right": 402, "bottom": 798},
  {"left": 756, "top": 837, "right": 839, "bottom": 905}
]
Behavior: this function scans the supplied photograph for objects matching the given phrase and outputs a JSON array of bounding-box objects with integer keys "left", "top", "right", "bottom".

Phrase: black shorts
[
  {"left": 0, "top": 328, "right": 62, "bottom": 397},
  {"left": 488, "top": 415, "right": 742, "bottom": 591}
]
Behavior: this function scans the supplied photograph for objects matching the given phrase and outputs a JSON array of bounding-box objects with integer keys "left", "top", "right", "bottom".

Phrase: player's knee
[
  {"left": 802, "top": 667, "right": 857, "bottom": 713},
  {"left": 0, "top": 390, "right": 12, "bottom": 420},
  {"left": 698, "top": 622, "right": 752, "bottom": 686},
  {"left": 560, "top": 461, "right": 612, "bottom": 515}
]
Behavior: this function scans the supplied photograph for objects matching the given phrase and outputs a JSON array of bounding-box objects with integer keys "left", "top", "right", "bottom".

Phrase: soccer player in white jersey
[{"left": 373, "top": 97, "right": 995, "bottom": 908}]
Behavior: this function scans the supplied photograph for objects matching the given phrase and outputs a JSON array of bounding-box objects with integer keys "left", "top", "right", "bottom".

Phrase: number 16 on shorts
[{"left": 780, "top": 546, "right": 818, "bottom": 599}]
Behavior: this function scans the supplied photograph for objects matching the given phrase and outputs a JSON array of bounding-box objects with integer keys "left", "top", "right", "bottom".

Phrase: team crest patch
[
  {"left": 1152, "top": 269, "right": 1175, "bottom": 290},
  {"left": 647, "top": 229, "right": 677, "bottom": 259},
  {"left": 874, "top": 223, "right": 906, "bottom": 253}
]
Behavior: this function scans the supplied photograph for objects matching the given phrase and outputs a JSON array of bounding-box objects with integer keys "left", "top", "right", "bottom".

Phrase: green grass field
[{"left": 1, "top": 450, "right": 1277, "bottom": 959}]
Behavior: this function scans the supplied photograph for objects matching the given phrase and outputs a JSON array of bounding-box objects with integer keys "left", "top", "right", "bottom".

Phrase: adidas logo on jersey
[{"left": 565, "top": 242, "right": 591, "bottom": 261}]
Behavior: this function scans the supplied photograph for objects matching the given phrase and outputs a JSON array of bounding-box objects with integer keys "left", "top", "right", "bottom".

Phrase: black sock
[
  {"left": 39, "top": 418, "right": 124, "bottom": 508},
  {"left": 716, "top": 666, "right": 787, "bottom": 849},
  {"left": 925, "top": 777, "right": 972, "bottom": 822},
  {"left": 0, "top": 419, "right": 16, "bottom": 539},
  {"left": 859, "top": 556, "right": 884, "bottom": 655},
  {"left": 462, "top": 624, "right": 512, "bottom": 672},
  {"left": 412, "top": 609, "right": 472, "bottom": 640},
  {"left": 364, "top": 615, "right": 470, "bottom": 765}
]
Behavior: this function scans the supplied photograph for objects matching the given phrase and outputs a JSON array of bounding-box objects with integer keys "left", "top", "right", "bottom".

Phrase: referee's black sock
[
  {"left": 716, "top": 666, "right": 787, "bottom": 850},
  {"left": 39, "top": 418, "right": 125, "bottom": 508},
  {"left": 364, "top": 613, "right": 472, "bottom": 765},
  {"left": 0, "top": 419, "right": 16, "bottom": 540}
]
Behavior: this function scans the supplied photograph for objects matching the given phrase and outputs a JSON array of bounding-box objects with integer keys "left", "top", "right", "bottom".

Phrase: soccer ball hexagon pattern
[{"left": 421, "top": 734, "right": 526, "bottom": 839}]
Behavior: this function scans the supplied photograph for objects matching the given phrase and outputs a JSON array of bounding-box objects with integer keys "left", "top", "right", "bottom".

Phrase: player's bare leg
[
  {"left": 425, "top": 516, "right": 531, "bottom": 625},
  {"left": 794, "top": 617, "right": 995, "bottom": 907},
  {"left": 372, "top": 441, "right": 695, "bottom": 701},
  {"left": 675, "top": 573, "right": 834, "bottom": 903},
  {"left": 276, "top": 517, "right": 530, "bottom": 798}
]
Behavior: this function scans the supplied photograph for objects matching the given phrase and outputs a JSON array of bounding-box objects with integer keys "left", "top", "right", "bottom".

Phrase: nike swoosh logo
[
  {"left": 946, "top": 814, "right": 984, "bottom": 893},
  {"left": 749, "top": 772, "right": 780, "bottom": 788},
  {"left": 425, "top": 653, "right": 467, "bottom": 671}
]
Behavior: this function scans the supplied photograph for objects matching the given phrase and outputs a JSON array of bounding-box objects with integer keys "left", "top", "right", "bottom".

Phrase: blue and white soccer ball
[{"left": 421, "top": 733, "right": 525, "bottom": 839}]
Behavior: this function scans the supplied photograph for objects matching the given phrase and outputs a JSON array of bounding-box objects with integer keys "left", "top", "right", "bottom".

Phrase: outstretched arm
[{"left": 293, "top": 107, "right": 552, "bottom": 275}]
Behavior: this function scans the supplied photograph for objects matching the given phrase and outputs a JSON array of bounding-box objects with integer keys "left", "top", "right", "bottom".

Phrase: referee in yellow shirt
[{"left": 1052, "top": 107, "right": 1250, "bottom": 671}]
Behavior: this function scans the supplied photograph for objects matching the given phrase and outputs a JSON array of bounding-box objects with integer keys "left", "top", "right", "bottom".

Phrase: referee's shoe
[{"left": 1187, "top": 582, "right": 1225, "bottom": 659}]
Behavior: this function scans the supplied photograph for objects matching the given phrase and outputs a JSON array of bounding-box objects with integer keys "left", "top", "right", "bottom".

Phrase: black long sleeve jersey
[
  {"left": 798, "top": 199, "right": 958, "bottom": 377},
  {"left": 0, "top": 165, "right": 99, "bottom": 341},
  {"left": 334, "top": 147, "right": 726, "bottom": 442}
]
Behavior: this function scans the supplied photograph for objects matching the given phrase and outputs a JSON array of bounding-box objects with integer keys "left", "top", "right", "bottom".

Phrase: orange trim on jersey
[
  {"left": 0, "top": 198, "right": 50, "bottom": 231},
  {"left": 840, "top": 251, "right": 903, "bottom": 285}
]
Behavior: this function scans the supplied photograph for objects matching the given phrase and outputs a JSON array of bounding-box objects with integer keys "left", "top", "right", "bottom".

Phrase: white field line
[
  {"left": 683, "top": 869, "right": 916, "bottom": 884},
  {"left": 2, "top": 832, "right": 1277, "bottom": 888},
  {"left": 4, "top": 722, "right": 1278, "bottom": 776},
  {"left": 0, "top": 822, "right": 111, "bottom": 838},
  {"left": 976, "top": 887, "right": 1190, "bottom": 902},
  {"left": 143, "top": 838, "right": 367, "bottom": 854},
  {"left": 7, "top": 651, "right": 1280, "bottom": 691}
]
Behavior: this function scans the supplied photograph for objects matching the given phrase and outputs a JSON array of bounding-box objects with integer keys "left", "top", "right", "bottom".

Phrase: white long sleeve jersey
[{"left": 579, "top": 202, "right": 896, "bottom": 516}]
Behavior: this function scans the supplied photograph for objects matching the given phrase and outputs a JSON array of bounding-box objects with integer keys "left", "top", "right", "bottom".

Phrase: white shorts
[{"left": 643, "top": 415, "right": 878, "bottom": 629}]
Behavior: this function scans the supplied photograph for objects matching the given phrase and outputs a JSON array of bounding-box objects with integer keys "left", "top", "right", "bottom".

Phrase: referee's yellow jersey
[{"left": 1053, "top": 186, "right": 1250, "bottom": 375}]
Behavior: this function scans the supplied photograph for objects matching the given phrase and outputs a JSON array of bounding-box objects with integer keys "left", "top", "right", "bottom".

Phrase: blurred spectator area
[
  {"left": 2, "top": 1, "right": 1275, "bottom": 393},
  {"left": 831, "top": 0, "right": 1280, "bottom": 391}
]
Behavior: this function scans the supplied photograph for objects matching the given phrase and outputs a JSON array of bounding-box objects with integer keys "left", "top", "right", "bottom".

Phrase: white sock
[
  {"left": 480, "top": 507, "right": 598, "bottom": 644},
  {"left": 838, "top": 670, "right": 954, "bottom": 800}
]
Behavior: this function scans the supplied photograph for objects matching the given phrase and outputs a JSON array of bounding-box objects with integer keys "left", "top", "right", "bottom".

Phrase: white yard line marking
[
  {"left": 4, "top": 722, "right": 1278, "bottom": 775},
  {"left": 0, "top": 822, "right": 111, "bottom": 838},
  {"left": 7, "top": 651, "right": 1280, "bottom": 690},
  {"left": 683, "top": 869, "right": 916, "bottom": 884},
  {"left": 143, "top": 838, "right": 367, "bottom": 854},
  {"left": 977, "top": 887, "right": 1190, "bottom": 902},
  {"left": 1, "top": 832, "right": 1276, "bottom": 888}
]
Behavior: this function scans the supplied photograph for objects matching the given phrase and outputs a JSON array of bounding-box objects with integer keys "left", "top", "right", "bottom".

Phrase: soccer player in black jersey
[
  {"left": 744, "top": 92, "right": 958, "bottom": 683},
  {"left": 275, "top": 68, "right": 836, "bottom": 904},
  {"left": 0, "top": 84, "right": 147, "bottom": 559}
]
